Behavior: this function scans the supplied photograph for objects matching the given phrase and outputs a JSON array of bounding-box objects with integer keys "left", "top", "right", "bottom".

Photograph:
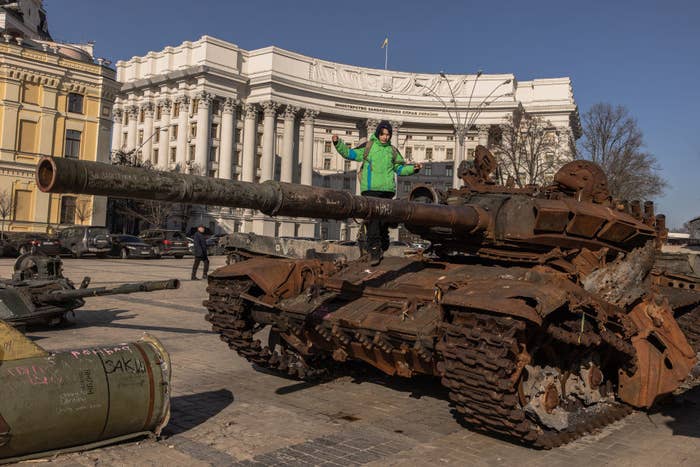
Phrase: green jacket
[{"left": 333, "top": 134, "right": 417, "bottom": 193}]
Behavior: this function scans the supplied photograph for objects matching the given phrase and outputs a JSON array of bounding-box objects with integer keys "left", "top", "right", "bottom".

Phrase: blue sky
[{"left": 46, "top": 0, "right": 700, "bottom": 228}]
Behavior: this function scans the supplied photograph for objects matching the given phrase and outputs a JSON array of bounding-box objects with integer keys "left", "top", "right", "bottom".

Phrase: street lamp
[{"left": 415, "top": 73, "right": 512, "bottom": 188}]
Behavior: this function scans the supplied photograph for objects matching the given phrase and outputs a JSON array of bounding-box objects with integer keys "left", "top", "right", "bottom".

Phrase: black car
[
  {"left": 139, "top": 229, "right": 189, "bottom": 258},
  {"left": 57, "top": 226, "right": 112, "bottom": 258},
  {"left": 110, "top": 234, "right": 157, "bottom": 259},
  {"left": 2, "top": 232, "right": 62, "bottom": 257}
]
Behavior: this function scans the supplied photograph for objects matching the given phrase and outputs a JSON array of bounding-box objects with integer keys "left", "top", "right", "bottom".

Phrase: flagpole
[{"left": 385, "top": 42, "right": 388, "bottom": 70}]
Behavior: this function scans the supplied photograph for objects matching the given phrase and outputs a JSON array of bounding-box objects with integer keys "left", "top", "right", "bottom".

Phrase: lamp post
[{"left": 415, "top": 73, "right": 512, "bottom": 188}]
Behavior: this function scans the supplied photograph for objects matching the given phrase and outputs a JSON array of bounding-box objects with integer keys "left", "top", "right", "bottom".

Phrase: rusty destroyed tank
[{"left": 35, "top": 148, "right": 700, "bottom": 448}]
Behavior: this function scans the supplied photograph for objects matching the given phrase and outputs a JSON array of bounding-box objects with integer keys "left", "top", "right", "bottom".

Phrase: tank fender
[
  {"left": 209, "top": 257, "right": 332, "bottom": 299},
  {"left": 440, "top": 279, "right": 571, "bottom": 324}
]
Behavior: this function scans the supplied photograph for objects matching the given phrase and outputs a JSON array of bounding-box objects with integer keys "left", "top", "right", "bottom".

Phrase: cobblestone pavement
[{"left": 4, "top": 257, "right": 699, "bottom": 466}]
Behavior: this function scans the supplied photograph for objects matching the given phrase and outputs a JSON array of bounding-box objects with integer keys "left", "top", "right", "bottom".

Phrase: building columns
[
  {"left": 141, "top": 102, "right": 155, "bottom": 163},
  {"left": 259, "top": 101, "right": 278, "bottom": 182},
  {"left": 280, "top": 105, "right": 298, "bottom": 183},
  {"left": 298, "top": 109, "right": 319, "bottom": 237},
  {"left": 218, "top": 97, "right": 237, "bottom": 180},
  {"left": 126, "top": 105, "right": 138, "bottom": 151},
  {"left": 390, "top": 120, "right": 402, "bottom": 148},
  {"left": 111, "top": 108, "right": 123, "bottom": 153},
  {"left": 175, "top": 95, "right": 190, "bottom": 169},
  {"left": 240, "top": 103, "right": 257, "bottom": 183},
  {"left": 194, "top": 91, "right": 212, "bottom": 174},
  {"left": 477, "top": 124, "right": 490, "bottom": 147},
  {"left": 157, "top": 99, "right": 171, "bottom": 169}
]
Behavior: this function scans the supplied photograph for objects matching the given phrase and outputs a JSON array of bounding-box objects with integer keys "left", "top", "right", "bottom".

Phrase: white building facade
[{"left": 114, "top": 35, "right": 580, "bottom": 239}]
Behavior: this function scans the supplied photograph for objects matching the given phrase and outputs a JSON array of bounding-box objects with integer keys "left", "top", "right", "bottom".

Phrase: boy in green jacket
[{"left": 332, "top": 120, "right": 421, "bottom": 265}]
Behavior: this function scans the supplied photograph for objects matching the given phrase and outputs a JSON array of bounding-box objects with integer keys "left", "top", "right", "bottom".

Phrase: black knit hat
[{"left": 374, "top": 120, "right": 393, "bottom": 139}]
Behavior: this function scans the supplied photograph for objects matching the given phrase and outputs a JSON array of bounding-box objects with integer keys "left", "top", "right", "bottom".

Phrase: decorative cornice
[
  {"left": 389, "top": 120, "right": 403, "bottom": 131},
  {"left": 141, "top": 101, "right": 155, "bottom": 116},
  {"left": 112, "top": 108, "right": 123, "bottom": 120},
  {"left": 222, "top": 97, "right": 239, "bottom": 113},
  {"left": 174, "top": 94, "right": 190, "bottom": 106},
  {"left": 243, "top": 103, "right": 257, "bottom": 119},
  {"left": 283, "top": 105, "right": 300, "bottom": 119},
  {"left": 302, "top": 109, "right": 318, "bottom": 124},
  {"left": 260, "top": 100, "right": 279, "bottom": 118},
  {"left": 126, "top": 105, "right": 139, "bottom": 118},
  {"left": 158, "top": 98, "right": 172, "bottom": 111},
  {"left": 195, "top": 90, "right": 213, "bottom": 108},
  {"left": 366, "top": 118, "right": 380, "bottom": 132}
]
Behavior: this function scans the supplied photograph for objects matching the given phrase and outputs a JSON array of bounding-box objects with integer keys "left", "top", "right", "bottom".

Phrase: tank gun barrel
[
  {"left": 35, "top": 279, "right": 180, "bottom": 303},
  {"left": 36, "top": 157, "right": 489, "bottom": 232}
]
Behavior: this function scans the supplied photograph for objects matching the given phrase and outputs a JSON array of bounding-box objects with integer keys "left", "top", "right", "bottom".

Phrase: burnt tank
[
  {"left": 35, "top": 150, "right": 700, "bottom": 448},
  {"left": 1, "top": 251, "right": 180, "bottom": 327}
]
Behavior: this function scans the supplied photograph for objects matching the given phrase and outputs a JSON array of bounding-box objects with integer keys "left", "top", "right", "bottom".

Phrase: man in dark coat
[{"left": 191, "top": 225, "right": 209, "bottom": 280}]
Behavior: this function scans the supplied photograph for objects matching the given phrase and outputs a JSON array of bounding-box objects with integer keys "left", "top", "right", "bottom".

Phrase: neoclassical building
[
  {"left": 115, "top": 35, "right": 580, "bottom": 239},
  {"left": 0, "top": 0, "right": 117, "bottom": 233}
]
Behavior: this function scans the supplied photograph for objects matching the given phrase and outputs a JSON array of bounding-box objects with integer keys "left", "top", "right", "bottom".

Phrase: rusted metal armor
[{"left": 35, "top": 148, "right": 700, "bottom": 448}]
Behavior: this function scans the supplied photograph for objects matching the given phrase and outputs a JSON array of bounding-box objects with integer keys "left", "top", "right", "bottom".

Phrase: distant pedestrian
[{"left": 191, "top": 225, "right": 209, "bottom": 280}]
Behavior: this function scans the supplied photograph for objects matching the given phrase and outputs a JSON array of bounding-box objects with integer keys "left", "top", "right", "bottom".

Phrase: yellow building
[{"left": 0, "top": 31, "right": 117, "bottom": 233}]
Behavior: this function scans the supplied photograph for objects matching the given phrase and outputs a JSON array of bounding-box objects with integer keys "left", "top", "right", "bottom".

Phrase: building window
[
  {"left": 191, "top": 99, "right": 199, "bottom": 114},
  {"left": 447, "top": 135, "right": 454, "bottom": 141},
  {"left": 137, "top": 129, "right": 144, "bottom": 145},
  {"left": 426, "top": 135, "right": 433, "bottom": 141},
  {"left": 188, "top": 145, "right": 195, "bottom": 161},
  {"left": 324, "top": 141, "right": 332, "bottom": 153},
  {"left": 405, "top": 147, "right": 412, "bottom": 158},
  {"left": 59, "top": 195, "right": 76, "bottom": 224},
  {"left": 424, "top": 165, "right": 432, "bottom": 176},
  {"left": 446, "top": 165, "right": 453, "bottom": 177},
  {"left": 405, "top": 135, "right": 412, "bottom": 140},
  {"left": 139, "top": 109, "right": 144, "bottom": 123},
  {"left": 22, "top": 83, "right": 40, "bottom": 105},
  {"left": 156, "top": 106, "right": 162, "bottom": 120},
  {"left": 153, "top": 148, "right": 159, "bottom": 165},
  {"left": 208, "top": 169, "right": 216, "bottom": 177},
  {"left": 172, "top": 103, "right": 180, "bottom": 118},
  {"left": 190, "top": 123, "right": 197, "bottom": 138},
  {"left": 425, "top": 147, "right": 433, "bottom": 161},
  {"left": 14, "top": 189, "right": 32, "bottom": 222},
  {"left": 67, "top": 93, "right": 84, "bottom": 114},
  {"left": 446, "top": 148, "right": 453, "bottom": 160},
  {"left": 211, "top": 100, "right": 220, "bottom": 115},
  {"left": 170, "top": 147, "right": 177, "bottom": 162},
  {"left": 154, "top": 127, "right": 160, "bottom": 143},
  {"left": 18, "top": 120, "right": 37, "bottom": 153},
  {"left": 65, "top": 130, "right": 81, "bottom": 159},
  {"left": 344, "top": 160, "right": 351, "bottom": 171},
  {"left": 323, "top": 177, "right": 330, "bottom": 188},
  {"left": 468, "top": 136, "right": 475, "bottom": 141},
  {"left": 323, "top": 158, "right": 331, "bottom": 170},
  {"left": 325, "top": 128, "right": 332, "bottom": 134},
  {"left": 211, "top": 123, "right": 219, "bottom": 139},
  {"left": 209, "top": 146, "right": 217, "bottom": 161},
  {"left": 171, "top": 125, "right": 178, "bottom": 140},
  {"left": 467, "top": 148, "right": 475, "bottom": 157},
  {"left": 345, "top": 130, "right": 352, "bottom": 135}
]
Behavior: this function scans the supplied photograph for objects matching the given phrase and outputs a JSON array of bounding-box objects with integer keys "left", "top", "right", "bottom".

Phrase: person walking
[
  {"left": 332, "top": 120, "right": 421, "bottom": 265},
  {"left": 191, "top": 225, "right": 209, "bottom": 280}
]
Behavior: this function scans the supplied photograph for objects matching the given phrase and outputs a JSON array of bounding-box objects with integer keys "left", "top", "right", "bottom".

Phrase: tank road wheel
[
  {"left": 437, "top": 310, "right": 633, "bottom": 448},
  {"left": 204, "top": 277, "right": 332, "bottom": 381}
]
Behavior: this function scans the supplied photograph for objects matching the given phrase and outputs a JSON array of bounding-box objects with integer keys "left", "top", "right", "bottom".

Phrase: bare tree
[
  {"left": 75, "top": 198, "right": 92, "bottom": 224},
  {"left": 0, "top": 190, "right": 12, "bottom": 236},
  {"left": 578, "top": 103, "right": 667, "bottom": 200},
  {"left": 492, "top": 113, "right": 572, "bottom": 187}
]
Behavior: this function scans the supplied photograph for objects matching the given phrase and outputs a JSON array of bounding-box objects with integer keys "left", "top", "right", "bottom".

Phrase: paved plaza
[{"left": 6, "top": 257, "right": 699, "bottom": 466}]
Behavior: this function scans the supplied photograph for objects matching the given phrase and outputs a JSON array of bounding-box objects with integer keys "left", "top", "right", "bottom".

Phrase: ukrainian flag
[{"left": 381, "top": 36, "right": 389, "bottom": 48}]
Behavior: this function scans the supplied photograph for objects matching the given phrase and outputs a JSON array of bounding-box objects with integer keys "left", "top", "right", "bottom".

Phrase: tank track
[
  {"left": 204, "top": 277, "right": 331, "bottom": 380},
  {"left": 437, "top": 310, "right": 633, "bottom": 449}
]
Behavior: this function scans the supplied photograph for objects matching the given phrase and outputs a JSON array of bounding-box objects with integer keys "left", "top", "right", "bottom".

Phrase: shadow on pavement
[
  {"left": 655, "top": 384, "right": 700, "bottom": 439},
  {"left": 163, "top": 389, "right": 235, "bottom": 436},
  {"left": 68, "top": 308, "right": 212, "bottom": 335}
]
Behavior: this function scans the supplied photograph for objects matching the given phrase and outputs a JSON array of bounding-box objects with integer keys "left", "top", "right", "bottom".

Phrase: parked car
[
  {"left": 139, "top": 229, "right": 189, "bottom": 258},
  {"left": 1, "top": 232, "right": 62, "bottom": 257},
  {"left": 110, "top": 234, "right": 157, "bottom": 259},
  {"left": 186, "top": 237, "right": 194, "bottom": 255},
  {"left": 57, "top": 226, "right": 112, "bottom": 258}
]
